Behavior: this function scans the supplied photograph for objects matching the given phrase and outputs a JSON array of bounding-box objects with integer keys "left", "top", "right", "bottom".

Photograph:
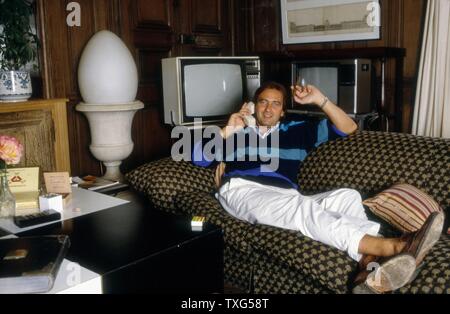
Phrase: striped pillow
[{"left": 363, "top": 183, "right": 443, "bottom": 233}]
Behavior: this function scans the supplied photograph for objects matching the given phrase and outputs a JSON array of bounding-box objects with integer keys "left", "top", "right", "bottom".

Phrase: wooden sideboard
[{"left": 0, "top": 99, "right": 71, "bottom": 174}]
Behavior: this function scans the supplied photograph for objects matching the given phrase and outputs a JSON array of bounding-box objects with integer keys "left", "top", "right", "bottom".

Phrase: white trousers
[{"left": 216, "top": 178, "right": 380, "bottom": 261}]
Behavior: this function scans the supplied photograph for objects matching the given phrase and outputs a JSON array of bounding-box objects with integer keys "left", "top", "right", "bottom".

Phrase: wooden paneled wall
[
  {"left": 234, "top": 0, "right": 426, "bottom": 132},
  {"left": 36, "top": 0, "right": 232, "bottom": 176}
]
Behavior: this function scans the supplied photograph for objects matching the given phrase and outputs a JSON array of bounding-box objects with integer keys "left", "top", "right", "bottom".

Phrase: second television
[
  {"left": 162, "top": 56, "right": 260, "bottom": 127},
  {"left": 291, "top": 58, "right": 374, "bottom": 114}
]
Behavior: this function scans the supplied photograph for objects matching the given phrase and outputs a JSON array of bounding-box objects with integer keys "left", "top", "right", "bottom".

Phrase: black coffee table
[{"left": 16, "top": 202, "right": 224, "bottom": 294}]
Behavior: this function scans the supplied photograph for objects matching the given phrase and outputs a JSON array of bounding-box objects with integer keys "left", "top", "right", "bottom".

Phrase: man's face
[{"left": 255, "top": 88, "right": 285, "bottom": 127}]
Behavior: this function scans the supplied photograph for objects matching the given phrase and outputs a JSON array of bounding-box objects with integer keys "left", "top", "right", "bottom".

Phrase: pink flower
[{"left": 0, "top": 135, "right": 23, "bottom": 165}]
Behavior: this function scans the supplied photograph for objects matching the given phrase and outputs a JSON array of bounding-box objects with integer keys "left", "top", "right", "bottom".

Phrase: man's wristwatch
[{"left": 319, "top": 97, "right": 328, "bottom": 109}]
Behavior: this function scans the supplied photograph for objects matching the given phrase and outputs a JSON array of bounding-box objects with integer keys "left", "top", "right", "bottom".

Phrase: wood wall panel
[
  {"left": 192, "top": 0, "right": 221, "bottom": 33},
  {"left": 133, "top": 31, "right": 174, "bottom": 49},
  {"left": 122, "top": 0, "right": 174, "bottom": 174},
  {"left": 233, "top": 0, "right": 252, "bottom": 53},
  {"left": 135, "top": 0, "right": 171, "bottom": 29},
  {"left": 138, "top": 50, "right": 168, "bottom": 84},
  {"left": 402, "top": 0, "right": 426, "bottom": 132},
  {"left": 37, "top": 0, "right": 71, "bottom": 99},
  {"left": 136, "top": 84, "right": 162, "bottom": 106},
  {"left": 122, "top": 106, "right": 172, "bottom": 173},
  {"left": 177, "top": 0, "right": 231, "bottom": 56},
  {"left": 252, "top": 0, "right": 280, "bottom": 53},
  {"left": 135, "top": 49, "right": 168, "bottom": 107},
  {"left": 403, "top": 0, "right": 425, "bottom": 78}
]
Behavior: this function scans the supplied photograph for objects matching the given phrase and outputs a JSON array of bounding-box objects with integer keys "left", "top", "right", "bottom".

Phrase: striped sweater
[{"left": 192, "top": 117, "right": 347, "bottom": 189}]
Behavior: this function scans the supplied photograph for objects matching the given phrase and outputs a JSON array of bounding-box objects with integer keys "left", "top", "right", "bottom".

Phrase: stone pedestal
[{"left": 76, "top": 101, "right": 144, "bottom": 182}]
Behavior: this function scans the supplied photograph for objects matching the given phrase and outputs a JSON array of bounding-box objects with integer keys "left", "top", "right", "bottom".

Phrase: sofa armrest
[{"left": 126, "top": 157, "right": 216, "bottom": 213}]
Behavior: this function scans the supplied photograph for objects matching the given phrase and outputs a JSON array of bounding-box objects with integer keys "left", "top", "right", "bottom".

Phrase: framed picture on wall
[{"left": 280, "top": 0, "right": 381, "bottom": 44}]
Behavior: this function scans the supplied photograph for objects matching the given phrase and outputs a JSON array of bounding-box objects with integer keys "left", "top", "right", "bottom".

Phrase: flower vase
[
  {"left": 0, "top": 171, "right": 15, "bottom": 218},
  {"left": 0, "top": 71, "right": 33, "bottom": 102}
]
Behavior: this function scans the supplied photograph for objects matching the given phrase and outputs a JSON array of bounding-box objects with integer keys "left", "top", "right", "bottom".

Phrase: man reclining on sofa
[{"left": 192, "top": 81, "right": 445, "bottom": 294}]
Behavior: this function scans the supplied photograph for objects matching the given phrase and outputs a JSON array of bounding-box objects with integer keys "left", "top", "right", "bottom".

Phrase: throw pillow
[{"left": 362, "top": 183, "right": 443, "bottom": 233}]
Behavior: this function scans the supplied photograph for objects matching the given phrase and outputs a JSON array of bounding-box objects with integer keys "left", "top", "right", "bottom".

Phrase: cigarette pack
[{"left": 191, "top": 216, "right": 205, "bottom": 231}]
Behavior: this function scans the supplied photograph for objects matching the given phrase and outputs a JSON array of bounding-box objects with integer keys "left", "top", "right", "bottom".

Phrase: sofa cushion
[
  {"left": 297, "top": 131, "right": 443, "bottom": 205},
  {"left": 224, "top": 245, "right": 254, "bottom": 293},
  {"left": 247, "top": 223, "right": 356, "bottom": 293},
  {"left": 174, "top": 191, "right": 253, "bottom": 252},
  {"left": 425, "top": 138, "right": 450, "bottom": 212},
  {"left": 427, "top": 139, "right": 450, "bottom": 233},
  {"left": 252, "top": 250, "right": 331, "bottom": 294},
  {"left": 126, "top": 158, "right": 216, "bottom": 213},
  {"left": 363, "top": 183, "right": 443, "bottom": 233}
]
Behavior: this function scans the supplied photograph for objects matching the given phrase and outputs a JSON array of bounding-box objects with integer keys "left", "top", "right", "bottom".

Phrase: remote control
[{"left": 13, "top": 209, "right": 61, "bottom": 228}]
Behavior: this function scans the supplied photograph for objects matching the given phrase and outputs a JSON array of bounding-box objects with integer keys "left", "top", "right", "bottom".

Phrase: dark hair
[{"left": 252, "top": 81, "right": 288, "bottom": 111}]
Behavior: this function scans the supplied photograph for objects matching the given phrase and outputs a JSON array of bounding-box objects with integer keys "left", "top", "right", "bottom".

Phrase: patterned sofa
[{"left": 126, "top": 131, "right": 450, "bottom": 294}]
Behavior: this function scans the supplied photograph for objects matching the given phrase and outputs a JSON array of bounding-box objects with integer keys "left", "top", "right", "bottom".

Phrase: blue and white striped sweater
[{"left": 192, "top": 118, "right": 347, "bottom": 189}]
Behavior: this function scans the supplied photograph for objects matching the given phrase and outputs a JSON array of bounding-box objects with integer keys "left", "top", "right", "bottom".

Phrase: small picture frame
[
  {"left": 280, "top": 0, "right": 381, "bottom": 44},
  {"left": 43, "top": 172, "right": 72, "bottom": 195}
]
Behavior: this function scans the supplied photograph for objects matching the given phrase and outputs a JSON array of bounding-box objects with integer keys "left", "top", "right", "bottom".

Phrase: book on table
[
  {"left": 73, "top": 175, "right": 120, "bottom": 191},
  {"left": 0, "top": 235, "right": 70, "bottom": 294}
]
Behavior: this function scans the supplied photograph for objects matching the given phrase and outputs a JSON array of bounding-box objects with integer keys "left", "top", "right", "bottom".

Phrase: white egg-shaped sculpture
[{"left": 78, "top": 30, "right": 138, "bottom": 104}]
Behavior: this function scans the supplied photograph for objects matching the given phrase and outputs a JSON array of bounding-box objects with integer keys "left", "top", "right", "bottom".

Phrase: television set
[
  {"left": 162, "top": 56, "right": 260, "bottom": 127},
  {"left": 290, "top": 59, "right": 374, "bottom": 114}
]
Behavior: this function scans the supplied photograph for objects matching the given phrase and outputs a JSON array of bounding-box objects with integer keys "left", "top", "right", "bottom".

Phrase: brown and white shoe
[
  {"left": 352, "top": 212, "right": 445, "bottom": 294},
  {"left": 352, "top": 253, "right": 416, "bottom": 294},
  {"left": 400, "top": 211, "right": 445, "bottom": 284},
  {"left": 402, "top": 211, "right": 445, "bottom": 266}
]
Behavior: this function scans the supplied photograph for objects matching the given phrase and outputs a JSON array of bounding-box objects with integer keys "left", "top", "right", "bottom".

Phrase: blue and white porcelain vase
[{"left": 0, "top": 70, "right": 32, "bottom": 102}]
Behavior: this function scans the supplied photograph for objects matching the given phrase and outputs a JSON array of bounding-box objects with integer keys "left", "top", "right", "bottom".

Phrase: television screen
[
  {"left": 298, "top": 67, "right": 338, "bottom": 104},
  {"left": 183, "top": 63, "right": 243, "bottom": 117}
]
